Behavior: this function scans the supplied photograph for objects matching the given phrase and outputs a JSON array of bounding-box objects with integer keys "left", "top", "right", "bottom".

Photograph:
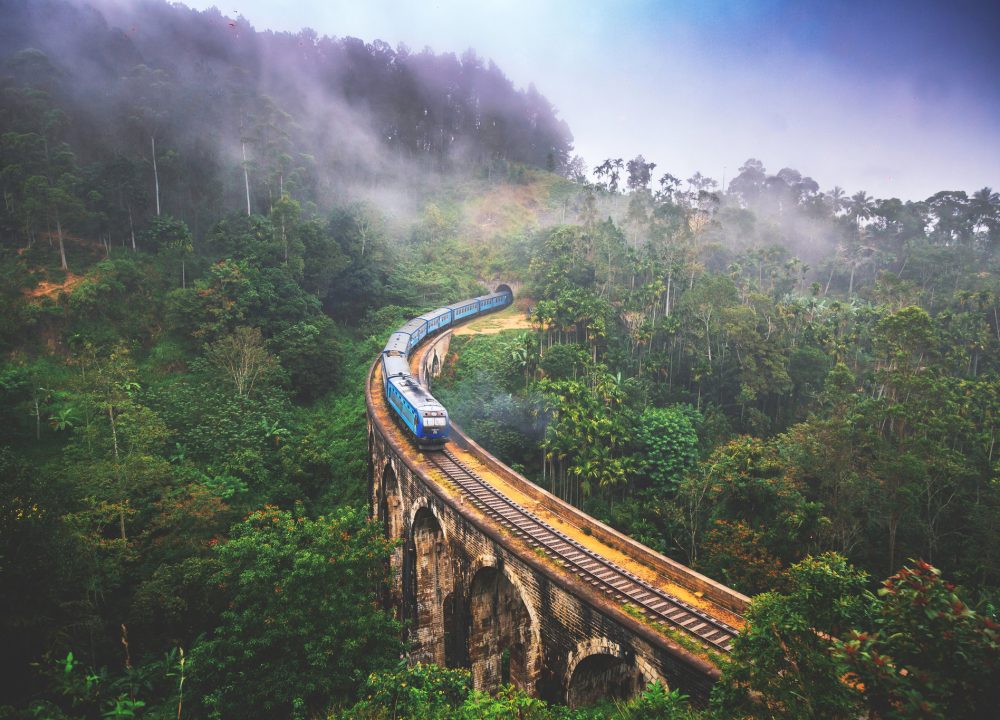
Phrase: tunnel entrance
[{"left": 467, "top": 565, "right": 533, "bottom": 692}]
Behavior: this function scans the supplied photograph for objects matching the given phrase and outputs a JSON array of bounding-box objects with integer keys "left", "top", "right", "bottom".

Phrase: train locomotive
[{"left": 380, "top": 286, "right": 513, "bottom": 449}]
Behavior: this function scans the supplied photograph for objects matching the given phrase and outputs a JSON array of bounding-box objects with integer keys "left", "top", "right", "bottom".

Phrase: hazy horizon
[{"left": 115, "top": 0, "right": 1000, "bottom": 201}]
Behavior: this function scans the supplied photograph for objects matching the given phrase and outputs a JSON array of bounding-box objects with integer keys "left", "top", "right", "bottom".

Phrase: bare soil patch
[
  {"left": 453, "top": 305, "right": 534, "bottom": 336},
  {"left": 25, "top": 273, "right": 85, "bottom": 301}
]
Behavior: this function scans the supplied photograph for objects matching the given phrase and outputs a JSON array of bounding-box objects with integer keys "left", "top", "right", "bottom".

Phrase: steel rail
[{"left": 427, "top": 448, "right": 739, "bottom": 653}]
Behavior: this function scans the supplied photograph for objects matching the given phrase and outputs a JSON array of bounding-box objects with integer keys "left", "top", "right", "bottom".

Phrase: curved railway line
[{"left": 427, "top": 447, "right": 740, "bottom": 653}]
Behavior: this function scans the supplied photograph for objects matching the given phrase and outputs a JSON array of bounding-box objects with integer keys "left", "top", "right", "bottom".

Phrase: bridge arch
[
  {"left": 407, "top": 505, "right": 453, "bottom": 665},
  {"left": 466, "top": 557, "right": 540, "bottom": 693},
  {"left": 565, "top": 639, "right": 650, "bottom": 708},
  {"left": 407, "top": 497, "right": 446, "bottom": 537},
  {"left": 374, "top": 459, "right": 405, "bottom": 608},
  {"left": 430, "top": 349, "right": 442, "bottom": 380},
  {"left": 377, "top": 463, "right": 404, "bottom": 541}
]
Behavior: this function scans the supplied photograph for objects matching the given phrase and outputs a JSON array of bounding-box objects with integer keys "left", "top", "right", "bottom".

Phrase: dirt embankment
[
  {"left": 452, "top": 304, "right": 535, "bottom": 336},
  {"left": 24, "top": 274, "right": 86, "bottom": 301}
]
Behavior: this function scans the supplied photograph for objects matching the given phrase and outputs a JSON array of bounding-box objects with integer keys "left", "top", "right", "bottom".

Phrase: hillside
[{"left": 0, "top": 0, "right": 573, "bottom": 274}]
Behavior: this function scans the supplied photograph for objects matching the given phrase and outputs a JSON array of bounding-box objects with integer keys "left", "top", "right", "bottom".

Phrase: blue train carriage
[
  {"left": 380, "top": 352, "right": 411, "bottom": 393},
  {"left": 417, "top": 306, "right": 453, "bottom": 335},
  {"left": 476, "top": 287, "right": 514, "bottom": 313},
  {"left": 447, "top": 297, "right": 481, "bottom": 322},
  {"left": 384, "top": 331, "right": 411, "bottom": 357},
  {"left": 398, "top": 317, "right": 429, "bottom": 352},
  {"left": 385, "top": 375, "right": 449, "bottom": 449}
]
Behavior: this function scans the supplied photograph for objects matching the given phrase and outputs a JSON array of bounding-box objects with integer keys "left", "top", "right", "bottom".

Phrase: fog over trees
[{"left": 1, "top": 0, "right": 573, "bottom": 256}]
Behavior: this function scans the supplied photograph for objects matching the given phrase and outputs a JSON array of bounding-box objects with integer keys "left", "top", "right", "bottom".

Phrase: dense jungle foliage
[{"left": 1, "top": 0, "right": 998, "bottom": 718}]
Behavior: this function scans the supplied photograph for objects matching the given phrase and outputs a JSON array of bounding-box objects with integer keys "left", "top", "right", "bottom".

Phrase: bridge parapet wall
[{"left": 417, "top": 331, "right": 749, "bottom": 616}]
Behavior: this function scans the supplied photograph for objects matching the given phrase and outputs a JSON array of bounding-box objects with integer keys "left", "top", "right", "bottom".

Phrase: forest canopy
[{"left": 1, "top": 0, "right": 574, "bottom": 256}]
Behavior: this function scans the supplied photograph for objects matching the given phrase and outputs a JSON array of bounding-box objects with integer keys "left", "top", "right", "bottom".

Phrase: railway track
[{"left": 427, "top": 448, "right": 740, "bottom": 653}]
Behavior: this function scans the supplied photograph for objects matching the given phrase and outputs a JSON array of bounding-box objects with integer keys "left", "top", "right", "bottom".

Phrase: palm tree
[
  {"left": 506, "top": 333, "right": 532, "bottom": 388},
  {"left": 570, "top": 456, "right": 597, "bottom": 506},
  {"left": 826, "top": 186, "right": 847, "bottom": 216},
  {"left": 969, "top": 187, "right": 1000, "bottom": 251},
  {"left": 594, "top": 157, "right": 625, "bottom": 193},
  {"left": 833, "top": 241, "right": 875, "bottom": 297},
  {"left": 848, "top": 190, "right": 875, "bottom": 232}
]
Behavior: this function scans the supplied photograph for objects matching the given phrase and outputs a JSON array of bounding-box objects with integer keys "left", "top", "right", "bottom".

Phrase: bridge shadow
[
  {"left": 467, "top": 563, "right": 535, "bottom": 692},
  {"left": 407, "top": 506, "right": 452, "bottom": 666},
  {"left": 566, "top": 650, "right": 646, "bottom": 708}
]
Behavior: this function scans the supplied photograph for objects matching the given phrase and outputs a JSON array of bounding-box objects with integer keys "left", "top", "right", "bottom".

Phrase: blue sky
[{"left": 183, "top": 0, "right": 999, "bottom": 200}]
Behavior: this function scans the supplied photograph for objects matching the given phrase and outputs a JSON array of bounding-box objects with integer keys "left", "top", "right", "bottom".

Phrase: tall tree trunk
[
  {"left": 281, "top": 216, "right": 288, "bottom": 263},
  {"left": 108, "top": 404, "right": 127, "bottom": 543},
  {"left": 665, "top": 272, "right": 672, "bottom": 317},
  {"left": 128, "top": 204, "right": 136, "bottom": 251},
  {"left": 242, "top": 141, "right": 251, "bottom": 217},
  {"left": 152, "top": 136, "right": 161, "bottom": 217},
  {"left": 55, "top": 211, "right": 68, "bottom": 271},
  {"left": 704, "top": 319, "right": 712, "bottom": 364}
]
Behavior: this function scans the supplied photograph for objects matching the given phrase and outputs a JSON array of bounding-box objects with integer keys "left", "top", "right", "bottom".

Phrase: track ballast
[{"left": 427, "top": 448, "right": 740, "bottom": 653}]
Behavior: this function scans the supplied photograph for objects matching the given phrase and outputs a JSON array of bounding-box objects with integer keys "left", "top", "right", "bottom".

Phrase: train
[{"left": 381, "top": 286, "right": 513, "bottom": 449}]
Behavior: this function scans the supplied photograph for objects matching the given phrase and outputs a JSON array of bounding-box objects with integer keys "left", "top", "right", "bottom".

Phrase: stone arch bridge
[{"left": 367, "top": 313, "right": 748, "bottom": 707}]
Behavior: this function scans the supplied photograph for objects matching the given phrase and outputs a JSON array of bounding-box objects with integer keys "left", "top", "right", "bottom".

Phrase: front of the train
[{"left": 415, "top": 400, "right": 450, "bottom": 450}]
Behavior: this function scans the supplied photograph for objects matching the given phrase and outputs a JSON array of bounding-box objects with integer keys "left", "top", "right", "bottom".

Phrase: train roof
[
  {"left": 389, "top": 375, "right": 445, "bottom": 409},
  {"left": 445, "top": 298, "right": 479, "bottom": 310},
  {"left": 398, "top": 318, "right": 426, "bottom": 335},
  {"left": 382, "top": 354, "right": 410, "bottom": 379},
  {"left": 384, "top": 332, "right": 410, "bottom": 354},
  {"left": 417, "top": 307, "right": 452, "bottom": 322}
]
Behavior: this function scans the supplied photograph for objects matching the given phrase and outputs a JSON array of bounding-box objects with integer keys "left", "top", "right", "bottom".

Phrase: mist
[
  {"left": 0, "top": 0, "right": 574, "bottom": 243},
  {"left": 2, "top": 0, "right": 996, "bottom": 294},
  {"left": 173, "top": 0, "right": 1000, "bottom": 204}
]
